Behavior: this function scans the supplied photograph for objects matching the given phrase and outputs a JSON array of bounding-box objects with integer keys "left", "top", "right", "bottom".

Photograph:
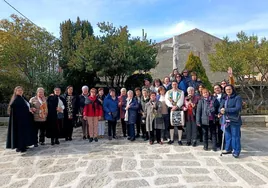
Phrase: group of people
[{"left": 6, "top": 68, "right": 243, "bottom": 158}]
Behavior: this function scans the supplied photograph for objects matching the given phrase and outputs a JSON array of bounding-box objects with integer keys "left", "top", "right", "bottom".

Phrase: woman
[
  {"left": 79, "top": 86, "right": 89, "bottom": 139},
  {"left": 175, "top": 74, "right": 187, "bottom": 94},
  {"left": 6, "top": 86, "right": 35, "bottom": 152},
  {"left": 118, "top": 88, "right": 127, "bottom": 137},
  {"left": 196, "top": 88, "right": 219, "bottom": 151},
  {"left": 134, "top": 87, "right": 142, "bottom": 138},
  {"left": 163, "top": 76, "right": 172, "bottom": 91},
  {"left": 145, "top": 92, "right": 164, "bottom": 145},
  {"left": 196, "top": 84, "right": 204, "bottom": 142},
  {"left": 141, "top": 88, "right": 150, "bottom": 141},
  {"left": 97, "top": 88, "right": 106, "bottom": 138},
  {"left": 158, "top": 86, "right": 170, "bottom": 141},
  {"left": 29, "top": 87, "right": 48, "bottom": 146},
  {"left": 83, "top": 88, "right": 103, "bottom": 142},
  {"left": 220, "top": 84, "right": 242, "bottom": 158},
  {"left": 47, "top": 87, "right": 67, "bottom": 145},
  {"left": 63, "top": 86, "right": 78, "bottom": 141},
  {"left": 169, "top": 68, "right": 178, "bottom": 82},
  {"left": 123, "top": 90, "right": 139, "bottom": 141},
  {"left": 103, "top": 88, "right": 119, "bottom": 140},
  {"left": 151, "top": 78, "right": 162, "bottom": 96},
  {"left": 183, "top": 87, "right": 200, "bottom": 147}
]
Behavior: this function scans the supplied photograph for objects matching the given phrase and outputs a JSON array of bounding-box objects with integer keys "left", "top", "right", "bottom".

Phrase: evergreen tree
[{"left": 185, "top": 52, "right": 212, "bottom": 90}]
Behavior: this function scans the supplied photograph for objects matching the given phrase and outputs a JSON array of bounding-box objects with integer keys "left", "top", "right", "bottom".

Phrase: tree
[
  {"left": 0, "top": 14, "right": 61, "bottom": 96},
  {"left": 59, "top": 17, "right": 97, "bottom": 92},
  {"left": 185, "top": 52, "right": 212, "bottom": 90},
  {"left": 209, "top": 31, "right": 268, "bottom": 112}
]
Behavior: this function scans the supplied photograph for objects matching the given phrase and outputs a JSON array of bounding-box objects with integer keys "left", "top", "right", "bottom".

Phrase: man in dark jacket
[{"left": 79, "top": 86, "right": 89, "bottom": 139}]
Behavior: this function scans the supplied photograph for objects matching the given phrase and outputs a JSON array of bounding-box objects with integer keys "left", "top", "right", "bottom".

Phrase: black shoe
[
  {"left": 232, "top": 153, "right": 239, "bottom": 158},
  {"left": 108, "top": 136, "right": 112, "bottom": 140},
  {"left": 123, "top": 134, "right": 127, "bottom": 138},
  {"left": 127, "top": 137, "right": 131, "bottom": 140},
  {"left": 69, "top": 137, "right": 72, "bottom": 141},
  {"left": 113, "top": 136, "right": 118, "bottom": 139},
  {"left": 135, "top": 134, "right": 140, "bottom": 138},
  {"left": 20, "top": 149, "right": 27, "bottom": 153},
  {"left": 186, "top": 142, "right": 191, "bottom": 146},
  {"left": 94, "top": 137, "right": 98, "bottom": 142},
  {"left": 51, "top": 139, "right": 55, "bottom": 145},
  {"left": 168, "top": 140, "right": 174, "bottom": 144},
  {"left": 16, "top": 148, "right": 21, "bottom": 152},
  {"left": 203, "top": 147, "right": 208, "bottom": 151},
  {"left": 178, "top": 141, "right": 183, "bottom": 145},
  {"left": 55, "top": 139, "right": 60, "bottom": 145},
  {"left": 34, "top": 144, "right": 38, "bottom": 147},
  {"left": 83, "top": 136, "right": 86, "bottom": 140},
  {"left": 216, "top": 143, "right": 221, "bottom": 148},
  {"left": 144, "top": 137, "right": 149, "bottom": 141},
  {"left": 192, "top": 141, "right": 197, "bottom": 147},
  {"left": 212, "top": 147, "right": 217, "bottom": 152},
  {"left": 40, "top": 142, "right": 45, "bottom": 146},
  {"left": 65, "top": 138, "right": 68, "bottom": 141},
  {"left": 89, "top": 138, "right": 93, "bottom": 142},
  {"left": 222, "top": 150, "right": 232, "bottom": 154},
  {"left": 200, "top": 139, "right": 203, "bottom": 142},
  {"left": 87, "top": 136, "right": 90, "bottom": 139},
  {"left": 130, "top": 137, "right": 135, "bottom": 141}
]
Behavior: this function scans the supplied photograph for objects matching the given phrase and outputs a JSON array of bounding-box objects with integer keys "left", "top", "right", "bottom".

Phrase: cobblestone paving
[{"left": 0, "top": 126, "right": 268, "bottom": 188}]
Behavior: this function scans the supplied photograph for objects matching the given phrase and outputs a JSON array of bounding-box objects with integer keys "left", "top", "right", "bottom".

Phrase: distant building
[{"left": 152, "top": 28, "right": 227, "bottom": 83}]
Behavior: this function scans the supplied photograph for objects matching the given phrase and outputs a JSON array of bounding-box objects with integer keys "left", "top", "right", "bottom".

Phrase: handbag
[
  {"left": 111, "top": 111, "right": 118, "bottom": 119},
  {"left": 57, "top": 112, "right": 64, "bottom": 119}
]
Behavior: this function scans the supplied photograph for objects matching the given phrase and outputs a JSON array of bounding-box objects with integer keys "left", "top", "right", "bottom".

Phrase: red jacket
[{"left": 83, "top": 96, "right": 103, "bottom": 117}]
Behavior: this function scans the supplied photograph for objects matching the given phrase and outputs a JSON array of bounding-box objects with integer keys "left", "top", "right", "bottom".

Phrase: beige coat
[
  {"left": 145, "top": 100, "right": 164, "bottom": 131},
  {"left": 29, "top": 96, "right": 48, "bottom": 122}
]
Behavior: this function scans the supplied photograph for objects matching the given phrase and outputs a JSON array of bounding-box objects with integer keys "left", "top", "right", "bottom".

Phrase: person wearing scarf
[
  {"left": 145, "top": 92, "right": 164, "bottom": 145},
  {"left": 183, "top": 87, "right": 200, "bottom": 147},
  {"left": 123, "top": 90, "right": 139, "bottom": 141},
  {"left": 141, "top": 88, "right": 150, "bottom": 141},
  {"left": 219, "top": 84, "right": 242, "bottom": 158},
  {"left": 79, "top": 86, "right": 89, "bottom": 140},
  {"left": 97, "top": 88, "right": 106, "bottom": 138},
  {"left": 118, "top": 88, "right": 128, "bottom": 137},
  {"left": 134, "top": 87, "right": 142, "bottom": 138},
  {"left": 83, "top": 88, "right": 103, "bottom": 142},
  {"left": 165, "top": 81, "right": 185, "bottom": 145},
  {"left": 29, "top": 87, "right": 48, "bottom": 146},
  {"left": 196, "top": 88, "right": 220, "bottom": 151}
]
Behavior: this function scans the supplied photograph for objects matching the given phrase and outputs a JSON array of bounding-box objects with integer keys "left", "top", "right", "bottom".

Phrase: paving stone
[
  {"left": 139, "top": 169, "right": 155, "bottom": 177},
  {"left": 0, "top": 162, "right": 16, "bottom": 169},
  {"left": 115, "top": 179, "right": 149, "bottom": 188},
  {"left": 0, "top": 175, "right": 12, "bottom": 186},
  {"left": 247, "top": 163, "right": 268, "bottom": 178},
  {"left": 109, "top": 158, "right": 123, "bottom": 171},
  {"left": 78, "top": 174, "right": 112, "bottom": 188},
  {"left": 0, "top": 156, "right": 15, "bottom": 162},
  {"left": 154, "top": 176, "right": 179, "bottom": 185},
  {"left": 17, "top": 168, "right": 35, "bottom": 178},
  {"left": 8, "top": 179, "right": 28, "bottom": 188},
  {"left": 185, "top": 168, "right": 210, "bottom": 174},
  {"left": 40, "top": 164, "right": 75, "bottom": 174},
  {"left": 113, "top": 171, "right": 140, "bottom": 179},
  {"left": 140, "top": 154, "right": 162, "bottom": 159},
  {"left": 220, "top": 156, "right": 254, "bottom": 163},
  {"left": 214, "top": 169, "right": 237, "bottom": 182},
  {"left": 195, "top": 151, "right": 219, "bottom": 156},
  {"left": 17, "top": 158, "right": 34, "bottom": 167},
  {"left": 156, "top": 168, "right": 182, "bottom": 175},
  {"left": 205, "top": 158, "right": 222, "bottom": 166},
  {"left": 140, "top": 160, "right": 154, "bottom": 168},
  {"left": 56, "top": 172, "right": 80, "bottom": 186},
  {"left": 152, "top": 147, "right": 170, "bottom": 153},
  {"left": 0, "top": 168, "right": 19, "bottom": 175},
  {"left": 162, "top": 160, "right": 201, "bottom": 166},
  {"left": 116, "top": 152, "right": 135, "bottom": 157},
  {"left": 183, "top": 175, "right": 212, "bottom": 183},
  {"left": 77, "top": 161, "right": 88, "bottom": 168},
  {"left": 194, "top": 186, "right": 243, "bottom": 188},
  {"left": 36, "top": 159, "right": 55, "bottom": 168},
  {"left": 39, "top": 149, "right": 56, "bottom": 155},
  {"left": 56, "top": 158, "right": 79, "bottom": 165},
  {"left": 166, "top": 153, "right": 196, "bottom": 160},
  {"left": 86, "top": 160, "right": 107, "bottom": 174},
  {"left": 29, "top": 175, "right": 54, "bottom": 188},
  {"left": 173, "top": 147, "right": 191, "bottom": 152},
  {"left": 227, "top": 164, "right": 266, "bottom": 186},
  {"left": 124, "top": 159, "right": 137, "bottom": 170}
]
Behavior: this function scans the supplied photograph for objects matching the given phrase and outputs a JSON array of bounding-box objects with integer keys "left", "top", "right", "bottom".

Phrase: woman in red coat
[{"left": 83, "top": 88, "right": 103, "bottom": 142}]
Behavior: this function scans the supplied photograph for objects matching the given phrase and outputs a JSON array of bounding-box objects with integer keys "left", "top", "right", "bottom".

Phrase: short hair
[
  {"left": 90, "top": 88, "right": 97, "bottom": 93},
  {"left": 36, "top": 87, "right": 45, "bottom": 93},
  {"left": 158, "top": 86, "right": 165, "bottom": 94},
  {"left": 191, "top": 72, "right": 197, "bottom": 76},
  {"left": 98, "top": 87, "right": 104, "bottom": 92},
  {"left": 54, "top": 86, "right": 61, "bottom": 90},
  {"left": 142, "top": 88, "right": 149, "bottom": 93},
  {"left": 176, "top": 73, "right": 182, "bottom": 78},
  {"left": 201, "top": 88, "right": 209, "bottom": 94},
  {"left": 82, "top": 85, "right": 89, "bottom": 90},
  {"left": 187, "top": 86, "right": 195, "bottom": 93},
  {"left": 134, "top": 87, "right": 141, "bottom": 92},
  {"left": 150, "top": 92, "right": 157, "bottom": 96},
  {"left": 127, "top": 90, "right": 134, "bottom": 95},
  {"left": 109, "top": 88, "right": 116, "bottom": 93},
  {"left": 214, "top": 84, "right": 222, "bottom": 90},
  {"left": 120, "top": 88, "right": 127, "bottom": 92}
]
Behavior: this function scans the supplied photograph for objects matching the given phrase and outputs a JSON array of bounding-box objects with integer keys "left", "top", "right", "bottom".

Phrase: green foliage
[
  {"left": 125, "top": 73, "right": 153, "bottom": 90},
  {"left": 185, "top": 52, "right": 212, "bottom": 90}
]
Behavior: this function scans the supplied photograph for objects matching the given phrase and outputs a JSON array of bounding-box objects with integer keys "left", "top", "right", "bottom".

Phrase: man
[
  {"left": 165, "top": 81, "right": 185, "bottom": 145},
  {"left": 182, "top": 69, "right": 191, "bottom": 85},
  {"left": 79, "top": 86, "right": 89, "bottom": 139}
]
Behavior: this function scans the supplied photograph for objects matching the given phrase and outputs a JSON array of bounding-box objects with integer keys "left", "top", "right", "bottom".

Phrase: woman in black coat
[
  {"left": 46, "top": 87, "right": 68, "bottom": 145},
  {"left": 6, "top": 86, "right": 36, "bottom": 152}
]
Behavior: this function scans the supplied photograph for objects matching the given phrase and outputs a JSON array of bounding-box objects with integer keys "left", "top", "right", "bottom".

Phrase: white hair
[
  {"left": 120, "top": 88, "right": 127, "bottom": 92},
  {"left": 82, "top": 85, "right": 89, "bottom": 91},
  {"left": 36, "top": 87, "right": 45, "bottom": 93},
  {"left": 127, "top": 90, "right": 134, "bottom": 95},
  {"left": 187, "top": 86, "right": 195, "bottom": 93}
]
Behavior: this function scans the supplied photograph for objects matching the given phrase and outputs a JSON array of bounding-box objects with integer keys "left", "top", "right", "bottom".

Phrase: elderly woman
[
  {"left": 220, "top": 85, "right": 242, "bottom": 158},
  {"left": 83, "top": 88, "right": 103, "bottom": 142},
  {"left": 141, "top": 88, "right": 150, "bottom": 141},
  {"left": 158, "top": 86, "right": 170, "bottom": 141},
  {"left": 29, "top": 87, "right": 48, "bottom": 146},
  {"left": 6, "top": 86, "right": 35, "bottom": 152},
  {"left": 145, "top": 92, "right": 164, "bottom": 145},
  {"left": 47, "top": 87, "right": 67, "bottom": 145},
  {"left": 79, "top": 85, "right": 89, "bottom": 139},
  {"left": 97, "top": 88, "right": 106, "bottom": 138},
  {"left": 196, "top": 88, "right": 220, "bottom": 151},
  {"left": 123, "top": 90, "right": 139, "bottom": 141},
  {"left": 183, "top": 87, "right": 200, "bottom": 147},
  {"left": 118, "top": 88, "right": 127, "bottom": 137}
]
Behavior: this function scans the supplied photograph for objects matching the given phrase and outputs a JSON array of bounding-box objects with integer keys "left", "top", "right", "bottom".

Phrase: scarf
[{"left": 124, "top": 98, "right": 132, "bottom": 121}]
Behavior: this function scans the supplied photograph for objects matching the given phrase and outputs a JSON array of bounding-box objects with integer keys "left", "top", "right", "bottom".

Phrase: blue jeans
[
  {"left": 128, "top": 124, "right": 135, "bottom": 139},
  {"left": 224, "top": 123, "right": 241, "bottom": 156}
]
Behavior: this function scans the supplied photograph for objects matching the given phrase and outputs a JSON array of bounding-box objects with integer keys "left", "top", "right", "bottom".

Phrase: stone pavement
[{"left": 0, "top": 126, "right": 268, "bottom": 188}]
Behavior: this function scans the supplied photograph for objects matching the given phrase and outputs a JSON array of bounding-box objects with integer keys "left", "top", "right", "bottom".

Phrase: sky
[{"left": 1, "top": 0, "right": 268, "bottom": 42}]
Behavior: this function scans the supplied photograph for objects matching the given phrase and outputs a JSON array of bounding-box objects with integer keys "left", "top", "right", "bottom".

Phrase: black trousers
[
  {"left": 121, "top": 118, "right": 127, "bottom": 136},
  {"left": 149, "top": 129, "right": 161, "bottom": 142},
  {"left": 162, "top": 114, "right": 170, "bottom": 139},
  {"left": 215, "top": 119, "right": 223, "bottom": 146},
  {"left": 34, "top": 121, "right": 46, "bottom": 143},
  {"left": 108, "top": 120, "right": 117, "bottom": 137},
  {"left": 136, "top": 113, "right": 142, "bottom": 135},
  {"left": 202, "top": 121, "right": 216, "bottom": 149},
  {"left": 198, "top": 126, "right": 203, "bottom": 141},
  {"left": 65, "top": 119, "right": 74, "bottom": 139}
]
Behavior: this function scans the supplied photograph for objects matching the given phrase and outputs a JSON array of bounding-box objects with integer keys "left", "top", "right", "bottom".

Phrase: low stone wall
[{"left": 242, "top": 115, "right": 268, "bottom": 127}]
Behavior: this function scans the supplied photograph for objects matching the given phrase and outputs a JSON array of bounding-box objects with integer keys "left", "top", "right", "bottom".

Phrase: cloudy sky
[{"left": 0, "top": 0, "right": 268, "bottom": 42}]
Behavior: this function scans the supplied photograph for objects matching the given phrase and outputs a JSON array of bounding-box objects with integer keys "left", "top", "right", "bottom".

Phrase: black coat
[
  {"left": 6, "top": 95, "right": 35, "bottom": 149},
  {"left": 46, "top": 95, "right": 68, "bottom": 138}
]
